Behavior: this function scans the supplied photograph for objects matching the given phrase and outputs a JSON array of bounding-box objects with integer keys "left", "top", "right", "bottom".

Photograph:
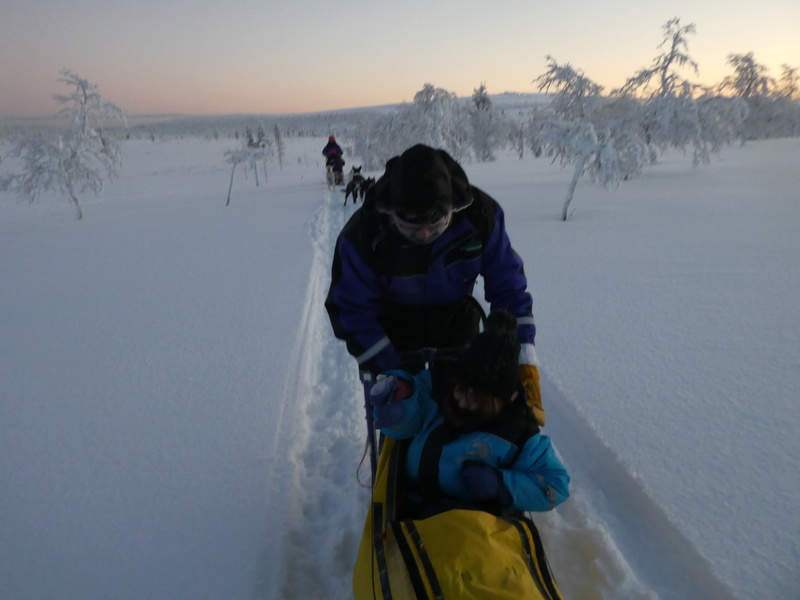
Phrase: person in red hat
[{"left": 322, "top": 136, "right": 345, "bottom": 184}]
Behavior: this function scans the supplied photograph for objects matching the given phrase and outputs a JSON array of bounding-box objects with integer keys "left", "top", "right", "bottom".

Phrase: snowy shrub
[
  {"left": 224, "top": 127, "right": 274, "bottom": 206},
  {"left": 469, "top": 84, "right": 502, "bottom": 162},
  {"left": 718, "top": 54, "right": 800, "bottom": 140},
  {"left": 0, "top": 69, "right": 126, "bottom": 220},
  {"left": 353, "top": 83, "right": 496, "bottom": 170},
  {"left": 273, "top": 125, "right": 285, "bottom": 171}
]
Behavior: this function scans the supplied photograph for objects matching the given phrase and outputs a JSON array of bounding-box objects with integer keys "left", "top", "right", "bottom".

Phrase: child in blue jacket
[{"left": 369, "top": 310, "right": 569, "bottom": 515}]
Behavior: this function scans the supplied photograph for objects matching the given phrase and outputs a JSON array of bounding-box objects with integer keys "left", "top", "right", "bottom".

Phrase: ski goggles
[{"left": 391, "top": 211, "right": 453, "bottom": 242}]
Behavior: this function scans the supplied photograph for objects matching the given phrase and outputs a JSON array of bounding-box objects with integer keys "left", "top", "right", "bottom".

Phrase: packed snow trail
[
  {"left": 267, "top": 185, "right": 737, "bottom": 600},
  {"left": 270, "top": 188, "right": 369, "bottom": 599}
]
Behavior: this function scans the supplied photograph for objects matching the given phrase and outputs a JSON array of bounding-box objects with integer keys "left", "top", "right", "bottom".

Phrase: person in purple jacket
[
  {"left": 322, "top": 136, "right": 343, "bottom": 162},
  {"left": 325, "top": 144, "right": 545, "bottom": 424},
  {"left": 322, "top": 136, "right": 345, "bottom": 184}
]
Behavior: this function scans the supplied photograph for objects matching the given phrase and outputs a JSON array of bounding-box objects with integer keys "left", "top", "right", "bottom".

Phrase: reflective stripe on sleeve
[{"left": 356, "top": 336, "right": 391, "bottom": 365}]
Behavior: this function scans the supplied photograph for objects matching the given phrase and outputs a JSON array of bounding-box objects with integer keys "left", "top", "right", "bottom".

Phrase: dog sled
[
  {"left": 327, "top": 165, "right": 344, "bottom": 187},
  {"left": 352, "top": 347, "right": 564, "bottom": 600},
  {"left": 352, "top": 435, "right": 564, "bottom": 600},
  {"left": 326, "top": 155, "right": 346, "bottom": 187}
]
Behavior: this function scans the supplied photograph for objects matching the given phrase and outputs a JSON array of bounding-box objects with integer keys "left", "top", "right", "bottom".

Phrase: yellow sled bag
[{"left": 353, "top": 437, "right": 563, "bottom": 600}]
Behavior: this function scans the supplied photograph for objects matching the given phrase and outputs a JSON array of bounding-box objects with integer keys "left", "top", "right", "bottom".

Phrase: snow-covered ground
[{"left": 1, "top": 134, "right": 798, "bottom": 600}]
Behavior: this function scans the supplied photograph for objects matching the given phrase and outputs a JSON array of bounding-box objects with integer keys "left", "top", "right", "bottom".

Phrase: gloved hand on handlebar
[
  {"left": 369, "top": 374, "right": 413, "bottom": 429},
  {"left": 519, "top": 363, "right": 545, "bottom": 427}
]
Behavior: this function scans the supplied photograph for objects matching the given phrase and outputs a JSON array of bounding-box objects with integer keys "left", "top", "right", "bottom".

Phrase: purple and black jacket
[{"left": 325, "top": 184, "right": 536, "bottom": 376}]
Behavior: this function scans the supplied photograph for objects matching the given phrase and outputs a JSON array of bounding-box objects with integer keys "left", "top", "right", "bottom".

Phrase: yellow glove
[{"left": 518, "top": 364, "right": 545, "bottom": 426}]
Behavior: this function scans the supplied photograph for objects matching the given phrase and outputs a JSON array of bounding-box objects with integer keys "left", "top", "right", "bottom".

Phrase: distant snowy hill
[{"left": 0, "top": 93, "right": 549, "bottom": 139}]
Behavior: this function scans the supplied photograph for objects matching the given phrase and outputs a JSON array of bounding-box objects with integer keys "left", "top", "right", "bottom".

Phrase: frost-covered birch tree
[
  {"left": 351, "top": 83, "right": 471, "bottom": 168},
  {"left": 718, "top": 53, "right": 800, "bottom": 139},
  {"left": 693, "top": 91, "right": 749, "bottom": 154},
  {"left": 350, "top": 111, "right": 406, "bottom": 170},
  {"left": 273, "top": 124, "right": 285, "bottom": 171},
  {"left": 720, "top": 52, "right": 773, "bottom": 99},
  {"left": 0, "top": 69, "right": 127, "bottom": 220},
  {"left": 469, "top": 84, "right": 500, "bottom": 162},
  {"left": 408, "top": 84, "right": 468, "bottom": 160},
  {"left": 532, "top": 57, "right": 633, "bottom": 220},
  {"left": 224, "top": 127, "right": 273, "bottom": 206},
  {"left": 773, "top": 65, "right": 800, "bottom": 136},
  {"left": 611, "top": 18, "right": 712, "bottom": 165},
  {"left": 244, "top": 126, "right": 272, "bottom": 186},
  {"left": 776, "top": 64, "right": 799, "bottom": 100},
  {"left": 532, "top": 18, "right": 752, "bottom": 220}
]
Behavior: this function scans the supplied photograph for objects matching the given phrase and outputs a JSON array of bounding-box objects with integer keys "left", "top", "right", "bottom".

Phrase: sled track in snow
[
  {"left": 270, "top": 189, "right": 368, "bottom": 600},
  {"left": 539, "top": 376, "right": 739, "bottom": 600}
]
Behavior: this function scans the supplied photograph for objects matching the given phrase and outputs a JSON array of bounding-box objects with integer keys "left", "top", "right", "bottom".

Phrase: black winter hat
[
  {"left": 457, "top": 310, "right": 521, "bottom": 402},
  {"left": 372, "top": 144, "right": 473, "bottom": 223}
]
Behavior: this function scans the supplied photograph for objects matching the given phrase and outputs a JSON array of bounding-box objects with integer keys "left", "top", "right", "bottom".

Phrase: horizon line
[{"left": 0, "top": 91, "right": 548, "bottom": 122}]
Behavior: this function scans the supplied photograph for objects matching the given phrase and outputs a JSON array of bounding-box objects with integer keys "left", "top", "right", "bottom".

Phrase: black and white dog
[{"left": 344, "top": 166, "right": 375, "bottom": 205}]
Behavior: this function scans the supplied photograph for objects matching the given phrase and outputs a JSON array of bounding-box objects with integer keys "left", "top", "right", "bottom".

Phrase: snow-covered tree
[
  {"left": 224, "top": 128, "right": 273, "bottom": 206},
  {"left": 273, "top": 124, "right": 285, "bottom": 171},
  {"left": 404, "top": 83, "right": 470, "bottom": 161},
  {"left": 242, "top": 126, "right": 272, "bottom": 186},
  {"left": 776, "top": 64, "right": 799, "bottom": 100},
  {"left": 719, "top": 54, "right": 800, "bottom": 139},
  {"left": 532, "top": 57, "right": 633, "bottom": 219},
  {"left": 0, "top": 69, "right": 127, "bottom": 219},
  {"left": 535, "top": 56, "right": 606, "bottom": 122},
  {"left": 224, "top": 147, "right": 250, "bottom": 206},
  {"left": 525, "top": 105, "right": 553, "bottom": 158},
  {"left": 616, "top": 18, "right": 698, "bottom": 98},
  {"left": 349, "top": 112, "right": 401, "bottom": 170},
  {"left": 772, "top": 65, "right": 800, "bottom": 137},
  {"left": 351, "top": 83, "right": 471, "bottom": 168},
  {"left": 720, "top": 53, "right": 773, "bottom": 99},
  {"left": 694, "top": 92, "right": 749, "bottom": 153},
  {"left": 531, "top": 19, "right": 751, "bottom": 220},
  {"left": 611, "top": 18, "right": 714, "bottom": 165},
  {"left": 469, "top": 83, "right": 500, "bottom": 162}
]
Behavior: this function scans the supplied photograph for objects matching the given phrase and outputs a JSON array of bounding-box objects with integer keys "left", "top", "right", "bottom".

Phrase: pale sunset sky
[{"left": 1, "top": 0, "right": 798, "bottom": 118}]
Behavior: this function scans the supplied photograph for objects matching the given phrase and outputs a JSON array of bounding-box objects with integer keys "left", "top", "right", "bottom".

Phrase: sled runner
[{"left": 352, "top": 435, "right": 564, "bottom": 600}]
